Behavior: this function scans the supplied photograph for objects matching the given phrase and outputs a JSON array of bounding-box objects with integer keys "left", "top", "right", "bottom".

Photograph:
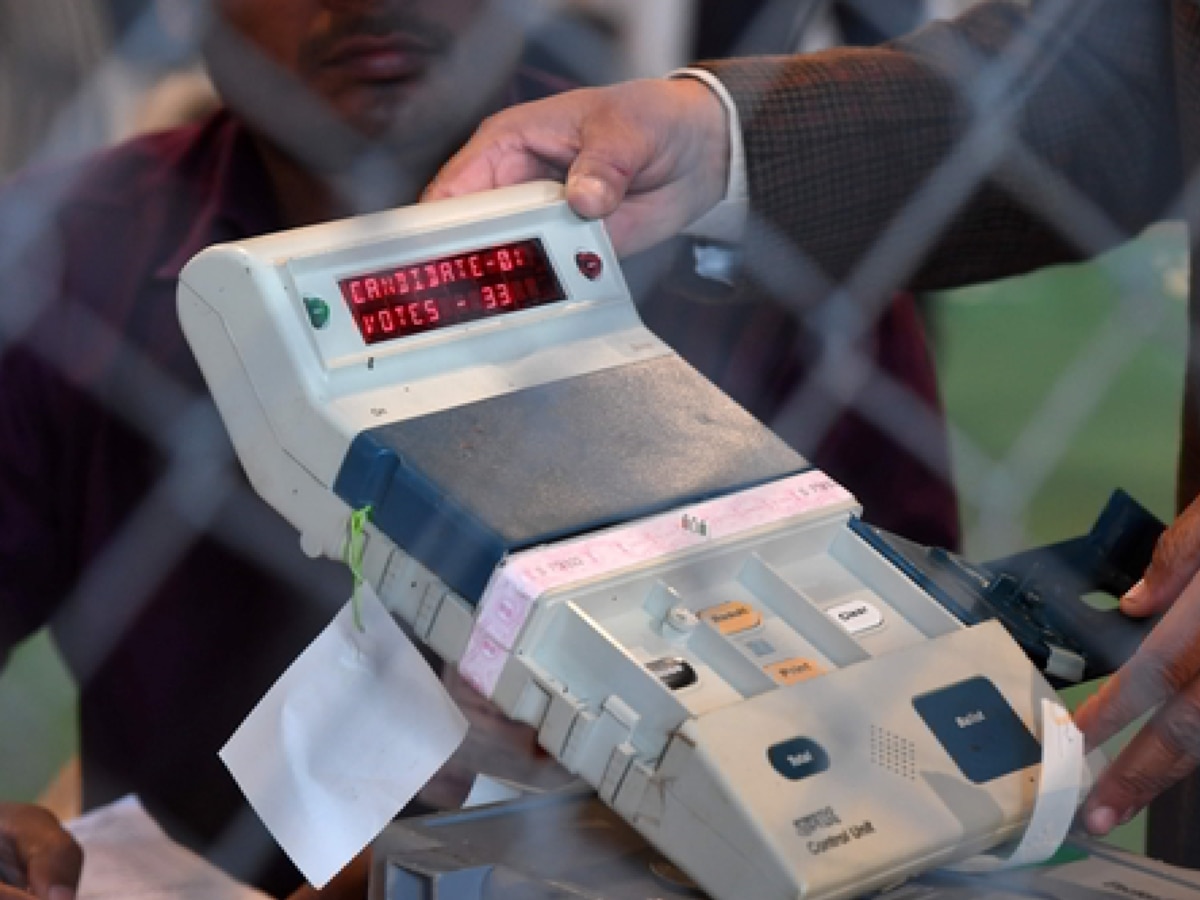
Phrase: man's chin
[
  {"left": 238, "top": 82, "right": 468, "bottom": 189},
  {"left": 335, "top": 80, "right": 427, "bottom": 137}
]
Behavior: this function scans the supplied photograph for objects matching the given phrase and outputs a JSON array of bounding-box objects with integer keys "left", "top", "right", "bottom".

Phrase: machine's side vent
[{"left": 870, "top": 725, "right": 916, "bottom": 780}]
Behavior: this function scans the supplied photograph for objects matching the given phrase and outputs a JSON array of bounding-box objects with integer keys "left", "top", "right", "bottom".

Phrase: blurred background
[{"left": 0, "top": 0, "right": 1183, "bottom": 862}]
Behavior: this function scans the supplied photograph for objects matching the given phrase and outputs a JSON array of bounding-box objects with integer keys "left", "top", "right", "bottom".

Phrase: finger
[
  {"left": 1075, "top": 567, "right": 1200, "bottom": 748},
  {"left": 0, "top": 844, "right": 26, "bottom": 891},
  {"left": 423, "top": 141, "right": 560, "bottom": 201},
  {"left": 424, "top": 94, "right": 590, "bottom": 202},
  {"left": 564, "top": 133, "right": 644, "bottom": 222},
  {"left": 0, "top": 807, "right": 81, "bottom": 900},
  {"left": 0, "top": 888, "right": 35, "bottom": 900},
  {"left": 24, "top": 831, "right": 81, "bottom": 900},
  {"left": 564, "top": 83, "right": 689, "bottom": 224},
  {"left": 1123, "top": 499, "right": 1200, "bottom": 617},
  {"left": 1081, "top": 684, "right": 1200, "bottom": 834}
]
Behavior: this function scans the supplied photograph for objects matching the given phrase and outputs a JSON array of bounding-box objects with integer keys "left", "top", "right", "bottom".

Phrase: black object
[
  {"left": 647, "top": 657, "right": 699, "bottom": 691},
  {"left": 853, "top": 489, "right": 1165, "bottom": 686}
]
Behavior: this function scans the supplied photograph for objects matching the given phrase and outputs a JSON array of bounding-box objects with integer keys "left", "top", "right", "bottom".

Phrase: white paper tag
[
  {"left": 68, "top": 795, "right": 270, "bottom": 900},
  {"left": 220, "top": 585, "right": 468, "bottom": 888},
  {"left": 947, "top": 698, "right": 1085, "bottom": 873}
]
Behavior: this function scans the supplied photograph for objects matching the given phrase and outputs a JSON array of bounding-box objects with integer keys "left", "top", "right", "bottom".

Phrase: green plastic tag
[{"left": 345, "top": 506, "right": 372, "bottom": 631}]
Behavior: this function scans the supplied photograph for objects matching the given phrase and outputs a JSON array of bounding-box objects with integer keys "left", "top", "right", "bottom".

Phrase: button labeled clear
[{"left": 826, "top": 599, "right": 883, "bottom": 635}]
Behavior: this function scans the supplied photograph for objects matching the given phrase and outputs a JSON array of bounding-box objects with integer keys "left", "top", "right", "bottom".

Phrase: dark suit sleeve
[{"left": 699, "top": 0, "right": 1180, "bottom": 292}]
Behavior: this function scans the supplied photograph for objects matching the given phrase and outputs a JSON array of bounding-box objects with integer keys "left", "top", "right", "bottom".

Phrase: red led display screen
[{"left": 338, "top": 238, "right": 565, "bottom": 345}]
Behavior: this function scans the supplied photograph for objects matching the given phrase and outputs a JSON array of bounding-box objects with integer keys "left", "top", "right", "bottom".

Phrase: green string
[{"left": 345, "top": 505, "right": 372, "bottom": 631}]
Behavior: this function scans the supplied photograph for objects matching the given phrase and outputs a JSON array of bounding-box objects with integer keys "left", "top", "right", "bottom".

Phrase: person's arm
[
  {"left": 703, "top": 0, "right": 1179, "bottom": 292},
  {"left": 428, "top": 2, "right": 1178, "bottom": 283},
  {"left": 0, "top": 804, "right": 82, "bottom": 900},
  {"left": 0, "top": 168, "right": 84, "bottom": 672},
  {"left": 0, "top": 187, "right": 76, "bottom": 672}
]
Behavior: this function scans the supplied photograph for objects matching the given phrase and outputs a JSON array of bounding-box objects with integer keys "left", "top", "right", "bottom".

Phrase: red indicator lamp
[{"left": 576, "top": 251, "right": 603, "bottom": 280}]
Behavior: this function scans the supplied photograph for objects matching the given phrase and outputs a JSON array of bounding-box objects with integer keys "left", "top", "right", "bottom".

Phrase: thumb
[
  {"left": 564, "top": 171, "right": 621, "bottom": 222},
  {"left": 1123, "top": 500, "right": 1200, "bottom": 617},
  {"left": 562, "top": 88, "right": 662, "bottom": 222},
  {"left": 564, "top": 153, "right": 634, "bottom": 223}
]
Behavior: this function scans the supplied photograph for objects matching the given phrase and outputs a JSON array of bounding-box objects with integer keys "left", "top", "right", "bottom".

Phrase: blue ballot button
[
  {"left": 768, "top": 737, "right": 831, "bottom": 781},
  {"left": 913, "top": 676, "right": 1042, "bottom": 784}
]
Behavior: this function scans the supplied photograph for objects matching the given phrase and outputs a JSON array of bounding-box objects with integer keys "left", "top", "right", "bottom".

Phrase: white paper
[
  {"left": 67, "top": 795, "right": 269, "bottom": 900},
  {"left": 947, "top": 698, "right": 1085, "bottom": 874},
  {"left": 462, "top": 774, "right": 530, "bottom": 809},
  {"left": 220, "top": 586, "right": 468, "bottom": 888}
]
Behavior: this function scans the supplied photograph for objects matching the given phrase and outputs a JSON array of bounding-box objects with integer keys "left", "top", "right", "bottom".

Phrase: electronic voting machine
[{"left": 178, "top": 182, "right": 1112, "bottom": 900}]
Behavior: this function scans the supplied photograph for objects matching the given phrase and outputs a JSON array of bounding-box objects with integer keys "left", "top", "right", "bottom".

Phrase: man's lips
[{"left": 321, "top": 34, "right": 436, "bottom": 82}]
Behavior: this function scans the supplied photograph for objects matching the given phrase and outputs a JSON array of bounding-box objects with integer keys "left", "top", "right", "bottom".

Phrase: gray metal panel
[{"left": 335, "top": 355, "right": 807, "bottom": 601}]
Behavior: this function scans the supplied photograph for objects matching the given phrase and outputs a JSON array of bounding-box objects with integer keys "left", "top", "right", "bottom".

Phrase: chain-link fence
[{"left": 0, "top": 0, "right": 1189, "bottom": 893}]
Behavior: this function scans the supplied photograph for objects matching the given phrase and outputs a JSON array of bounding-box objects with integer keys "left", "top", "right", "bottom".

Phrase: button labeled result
[{"left": 700, "top": 600, "right": 762, "bottom": 636}]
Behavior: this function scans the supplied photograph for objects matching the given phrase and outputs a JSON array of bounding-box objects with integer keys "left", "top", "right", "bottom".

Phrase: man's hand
[
  {"left": 0, "top": 804, "right": 82, "bottom": 900},
  {"left": 1075, "top": 497, "right": 1200, "bottom": 833},
  {"left": 423, "top": 78, "right": 731, "bottom": 257}
]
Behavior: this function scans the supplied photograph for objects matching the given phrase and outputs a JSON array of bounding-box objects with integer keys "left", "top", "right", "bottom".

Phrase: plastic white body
[
  {"left": 178, "top": 181, "right": 668, "bottom": 562},
  {"left": 178, "top": 182, "right": 1066, "bottom": 900},
  {"left": 477, "top": 511, "right": 1062, "bottom": 900}
]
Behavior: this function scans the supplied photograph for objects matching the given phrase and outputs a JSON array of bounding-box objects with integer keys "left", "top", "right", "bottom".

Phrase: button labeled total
[
  {"left": 768, "top": 737, "right": 830, "bottom": 781},
  {"left": 826, "top": 598, "right": 883, "bottom": 635}
]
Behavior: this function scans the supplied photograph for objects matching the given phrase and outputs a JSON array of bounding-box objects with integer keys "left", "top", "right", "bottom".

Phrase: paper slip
[
  {"left": 221, "top": 585, "right": 468, "bottom": 888},
  {"left": 948, "top": 699, "right": 1085, "bottom": 874},
  {"left": 67, "top": 795, "right": 269, "bottom": 900}
]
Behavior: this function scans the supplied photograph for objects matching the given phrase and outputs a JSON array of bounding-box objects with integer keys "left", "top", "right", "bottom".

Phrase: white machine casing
[
  {"left": 178, "top": 182, "right": 1078, "bottom": 900},
  {"left": 177, "top": 181, "right": 664, "bottom": 567}
]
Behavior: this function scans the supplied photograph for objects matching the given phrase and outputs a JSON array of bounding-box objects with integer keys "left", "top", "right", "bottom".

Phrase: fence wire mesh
[{"left": 0, "top": 0, "right": 1187, "bottom": 890}]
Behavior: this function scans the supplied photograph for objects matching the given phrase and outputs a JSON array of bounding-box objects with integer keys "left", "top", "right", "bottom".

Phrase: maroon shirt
[
  {"left": 0, "top": 110, "right": 354, "bottom": 893},
  {"left": 0, "top": 88, "right": 956, "bottom": 894}
]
